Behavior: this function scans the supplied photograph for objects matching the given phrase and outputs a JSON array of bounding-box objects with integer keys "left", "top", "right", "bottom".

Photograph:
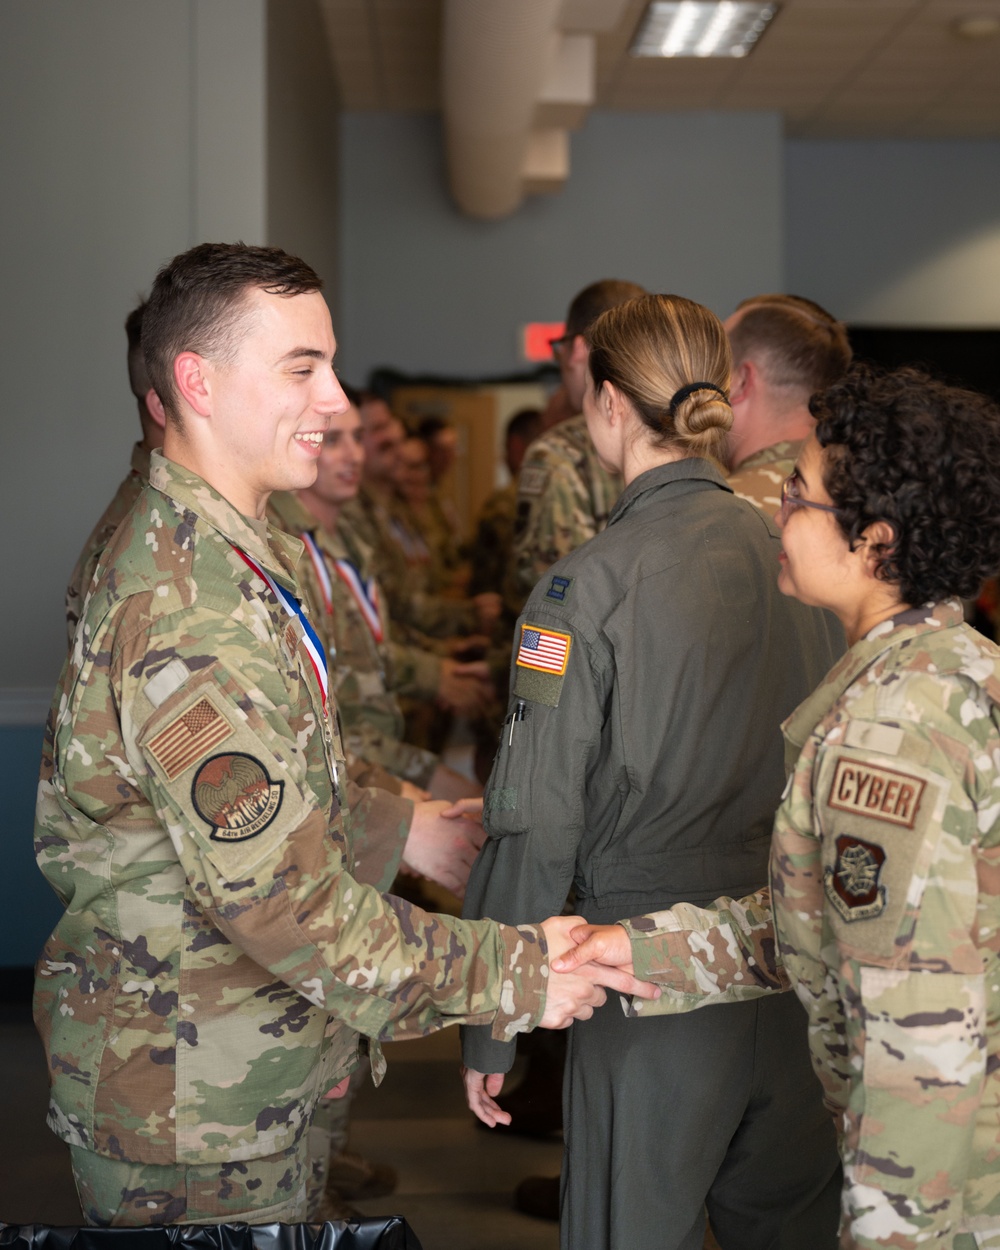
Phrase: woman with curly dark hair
[
  {"left": 767, "top": 364, "right": 1000, "bottom": 1248},
  {"left": 558, "top": 362, "right": 1000, "bottom": 1248}
]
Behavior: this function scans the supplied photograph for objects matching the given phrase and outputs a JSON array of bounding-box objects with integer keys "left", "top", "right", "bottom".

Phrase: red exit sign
[{"left": 522, "top": 322, "right": 565, "bottom": 362}]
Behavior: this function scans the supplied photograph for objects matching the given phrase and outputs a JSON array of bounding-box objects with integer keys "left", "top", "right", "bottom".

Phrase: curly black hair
[{"left": 810, "top": 363, "right": 1000, "bottom": 605}]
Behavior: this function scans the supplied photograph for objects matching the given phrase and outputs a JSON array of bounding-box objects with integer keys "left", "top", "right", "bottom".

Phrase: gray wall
[
  {"left": 1, "top": 0, "right": 268, "bottom": 695},
  {"left": 0, "top": 0, "right": 269, "bottom": 966},
  {"left": 267, "top": 0, "right": 342, "bottom": 323},
  {"left": 336, "top": 110, "right": 786, "bottom": 383},
  {"left": 787, "top": 138, "right": 1000, "bottom": 325}
]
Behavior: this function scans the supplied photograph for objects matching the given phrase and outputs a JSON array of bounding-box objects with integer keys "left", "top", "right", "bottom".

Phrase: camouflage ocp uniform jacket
[
  {"left": 65, "top": 442, "right": 150, "bottom": 643},
  {"left": 726, "top": 438, "right": 803, "bottom": 520},
  {"left": 505, "top": 414, "right": 621, "bottom": 613},
  {"left": 772, "top": 601, "right": 1000, "bottom": 1248},
  {"left": 342, "top": 486, "right": 476, "bottom": 641},
  {"left": 34, "top": 453, "right": 548, "bottom": 1168},
  {"left": 619, "top": 602, "right": 1000, "bottom": 1248},
  {"left": 267, "top": 491, "right": 439, "bottom": 788}
]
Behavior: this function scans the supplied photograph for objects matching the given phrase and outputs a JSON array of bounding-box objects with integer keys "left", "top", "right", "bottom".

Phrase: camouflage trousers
[
  {"left": 306, "top": 1079, "right": 359, "bottom": 1204},
  {"left": 71, "top": 1082, "right": 361, "bottom": 1228},
  {"left": 70, "top": 1141, "right": 310, "bottom": 1227}
]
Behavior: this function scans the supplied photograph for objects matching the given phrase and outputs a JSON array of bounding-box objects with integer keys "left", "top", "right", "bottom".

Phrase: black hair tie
[{"left": 668, "top": 382, "right": 728, "bottom": 416}]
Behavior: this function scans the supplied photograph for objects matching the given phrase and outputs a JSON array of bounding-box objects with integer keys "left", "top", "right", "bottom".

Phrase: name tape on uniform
[{"left": 827, "top": 758, "right": 925, "bottom": 828}]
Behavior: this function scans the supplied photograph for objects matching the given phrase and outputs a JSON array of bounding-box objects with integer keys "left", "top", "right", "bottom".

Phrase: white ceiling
[{"left": 319, "top": 0, "right": 1000, "bottom": 138}]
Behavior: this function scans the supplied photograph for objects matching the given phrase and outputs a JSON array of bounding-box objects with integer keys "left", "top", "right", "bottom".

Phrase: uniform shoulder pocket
[
  {"left": 815, "top": 745, "right": 949, "bottom": 965},
  {"left": 137, "top": 664, "right": 313, "bottom": 883}
]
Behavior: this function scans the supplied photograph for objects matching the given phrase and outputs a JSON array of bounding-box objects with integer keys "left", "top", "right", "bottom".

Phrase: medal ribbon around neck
[
  {"left": 301, "top": 532, "right": 334, "bottom": 615},
  {"left": 334, "top": 558, "right": 384, "bottom": 642},
  {"left": 232, "top": 545, "right": 329, "bottom": 713}
]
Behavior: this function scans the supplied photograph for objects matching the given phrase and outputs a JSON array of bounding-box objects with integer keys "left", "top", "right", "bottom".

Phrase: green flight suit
[{"left": 464, "top": 458, "right": 844, "bottom": 1250}]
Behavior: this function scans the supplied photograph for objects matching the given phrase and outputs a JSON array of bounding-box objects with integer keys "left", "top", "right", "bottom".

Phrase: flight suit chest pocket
[
  {"left": 483, "top": 700, "right": 534, "bottom": 837},
  {"left": 815, "top": 746, "right": 949, "bottom": 967}
]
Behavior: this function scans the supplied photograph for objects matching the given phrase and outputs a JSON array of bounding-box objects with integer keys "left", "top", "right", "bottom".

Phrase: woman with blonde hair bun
[{"left": 463, "top": 293, "right": 843, "bottom": 1249}]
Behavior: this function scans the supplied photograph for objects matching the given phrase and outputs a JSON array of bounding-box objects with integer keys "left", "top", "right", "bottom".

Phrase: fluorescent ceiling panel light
[{"left": 631, "top": 2, "right": 779, "bottom": 58}]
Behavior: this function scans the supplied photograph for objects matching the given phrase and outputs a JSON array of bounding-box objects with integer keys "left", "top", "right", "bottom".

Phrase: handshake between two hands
[
  {"left": 463, "top": 916, "right": 659, "bottom": 1128},
  {"left": 396, "top": 796, "right": 660, "bottom": 1126}
]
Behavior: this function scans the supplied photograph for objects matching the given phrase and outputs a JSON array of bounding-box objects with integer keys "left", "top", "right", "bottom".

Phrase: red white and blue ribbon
[
  {"left": 232, "top": 545, "right": 329, "bottom": 713},
  {"left": 301, "top": 532, "right": 334, "bottom": 615},
  {"left": 334, "top": 558, "right": 384, "bottom": 643}
]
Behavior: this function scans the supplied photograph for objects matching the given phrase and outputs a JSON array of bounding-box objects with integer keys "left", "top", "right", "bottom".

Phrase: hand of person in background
[
  {"left": 428, "top": 763, "right": 483, "bottom": 804},
  {"left": 444, "top": 635, "right": 489, "bottom": 660},
  {"left": 398, "top": 780, "right": 432, "bottom": 803},
  {"left": 437, "top": 658, "right": 493, "bottom": 716},
  {"left": 472, "top": 592, "right": 502, "bottom": 634},
  {"left": 401, "top": 799, "right": 486, "bottom": 896}
]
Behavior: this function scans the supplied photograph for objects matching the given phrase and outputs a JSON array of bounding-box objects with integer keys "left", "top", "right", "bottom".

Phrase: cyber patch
[
  {"left": 546, "top": 575, "right": 573, "bottom": 603},
  {"left": 824, "top": 834, "right": 887, "bottom": 921},
  {"left": 827, "top": 758, "right": 925, "bottom": 828},
  {"left": 147, "top": 697, "right": 235, "bottom": 780},
  {"left": 192, "top": 752, "right": 284, "bottom": 842}
]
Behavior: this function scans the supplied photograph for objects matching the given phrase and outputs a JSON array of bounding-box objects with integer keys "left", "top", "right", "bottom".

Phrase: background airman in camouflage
[
  {"left": 505, "top": 279, "right": 644, "bottom": 614},
  {"left": 65, "top": 300, "right": 166, "bottom": 641},
  {"left": 344, "top": 392, "right": 500, "bottom": 644},
  {"left": 36, "top": 242, "right": 651, "bottom": 1227},
  {"left": 267, "top": 401, "right": 481, "bottom": 803},
  {"left": 723, "top": 293, "right": 851, "bottom": 517}
]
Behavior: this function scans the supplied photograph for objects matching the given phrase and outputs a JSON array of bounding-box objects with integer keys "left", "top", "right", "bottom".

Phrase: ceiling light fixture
[{"left": 631, "top": 2, "right": 779, "bottom": 58}]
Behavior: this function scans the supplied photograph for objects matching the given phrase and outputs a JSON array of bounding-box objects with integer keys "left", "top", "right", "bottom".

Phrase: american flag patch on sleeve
[
  {"left": 147, "top": 697, "right": 235, "bottom": 780},
  {"left": 516, "top": 624, "right": 572, "bottom": 675}
]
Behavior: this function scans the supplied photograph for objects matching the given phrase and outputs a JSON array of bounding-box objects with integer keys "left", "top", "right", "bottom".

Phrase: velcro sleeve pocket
[
  {"left": 815, "top": 747, "right": 949, "bottom": 964},
  {"left": 137, "top": 664, "right": 314, "bottom": 883}
]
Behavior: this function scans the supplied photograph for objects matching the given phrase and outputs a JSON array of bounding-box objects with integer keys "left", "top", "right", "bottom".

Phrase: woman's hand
[
  {"left": 549, "top": 922, "right": 634, "bottom": 976},
  {"left": 462, "top": 1067, "right": 509, "bottom": 1127}
]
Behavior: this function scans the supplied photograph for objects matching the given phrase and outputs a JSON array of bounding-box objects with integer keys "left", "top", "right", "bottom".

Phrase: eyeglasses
[
  {"left": 547, "top": 333, "right": 574, "bottom": 357},
  {"left": 779, "top": 470, "right": 840, "bottom": 522}
]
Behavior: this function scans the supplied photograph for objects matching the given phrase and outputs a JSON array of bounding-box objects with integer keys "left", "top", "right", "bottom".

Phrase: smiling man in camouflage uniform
[{"left": 34, "top": 242, "right": 651, "bottom": 1227}]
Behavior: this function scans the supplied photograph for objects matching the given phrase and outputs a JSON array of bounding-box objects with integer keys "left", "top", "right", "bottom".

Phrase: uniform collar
[
  {"left": 269, "top": 490, "right": 354, "bottom": 561},
  {"left": 731, "top": 438, "right": 804, "bottom": 475},
  {"left": 782, "top": 599, "right": 965, "bottom": 754},
  {"left": 130, "top": 442, "right": 153, "bottom": 479},
  {"left": 268, "top": 489, "right": 317, "bottom": 536},
  {"left": 148, "top": 450, "right": 304, "bottom": 590},
  {"left": 608, "top": 457, "right": 732, "bottom": 525}
]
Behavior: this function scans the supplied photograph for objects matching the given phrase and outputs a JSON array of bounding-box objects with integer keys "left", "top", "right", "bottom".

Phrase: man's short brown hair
[
  {"left": 142, "top": 242, "right": 323, "bottom": 418},
  {"left": 728, "top": 293, "right": 852, "bottom": 397},
  {"left": 125, "top": 299, "right": 150, "bottom": 400},
  {"left": 565, "top": 279, "right": 647, "bottom": 339}
]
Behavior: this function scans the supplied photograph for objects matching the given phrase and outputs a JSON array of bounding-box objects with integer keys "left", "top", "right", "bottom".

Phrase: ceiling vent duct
[{"left": 442, "top": 0, "right": 564, "bottom": 219}]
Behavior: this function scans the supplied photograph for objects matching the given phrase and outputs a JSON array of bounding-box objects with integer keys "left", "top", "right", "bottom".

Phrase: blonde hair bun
[{"left": 586, "top": 294, "right": 733, "bottom": 467}]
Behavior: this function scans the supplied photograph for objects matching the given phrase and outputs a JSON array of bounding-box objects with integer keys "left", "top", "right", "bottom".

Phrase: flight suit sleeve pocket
[
  {"left": 482, "top": 703, "right": 539, "bottom": 837},
  {"left": 137, "top": 665, "right": 314, "bottom": 883},
  {"left": 815, "top": 747, "right": 947, "bottom": 965}
]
